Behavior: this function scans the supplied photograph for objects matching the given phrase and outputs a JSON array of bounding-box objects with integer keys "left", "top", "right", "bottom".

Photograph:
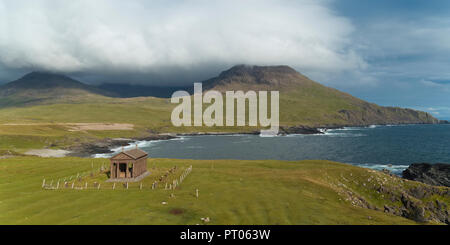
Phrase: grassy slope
[
  {"left": 0, "top": 84, "right": 436, "bottom": 131},
  {"left": 2, "top": 156, "right": 444, "bottom": 225},
  {"left": 0, "top": 97, "right": 175, "bottom": 152},
  {"left": 0, "top": 90, "right": 436, "bottom": 153}
]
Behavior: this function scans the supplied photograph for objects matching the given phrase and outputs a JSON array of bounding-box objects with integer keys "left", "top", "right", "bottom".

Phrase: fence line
[
  {"left": 41, "top": 161, "right": 109, "bottom": 188},
  {"left": 42, "top": 165, "right": 193, "bottom": 191}
]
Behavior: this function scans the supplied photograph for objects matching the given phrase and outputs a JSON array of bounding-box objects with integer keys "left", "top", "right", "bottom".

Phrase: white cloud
[
  {"left": 0, "top": 0, "right": 365, "bottom": 78},
  {"left": 421, "top": 79, "right": 450, "bottom": 92}
]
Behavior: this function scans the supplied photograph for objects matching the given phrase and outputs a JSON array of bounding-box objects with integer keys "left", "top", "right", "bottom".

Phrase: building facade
[{"left": 109, "top": 147, "right": 148, "bottom": 181}]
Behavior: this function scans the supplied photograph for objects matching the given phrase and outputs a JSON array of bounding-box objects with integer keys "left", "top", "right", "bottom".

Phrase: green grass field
[{"left": 2, "top": 156, "right": 443, "bottom": 225}]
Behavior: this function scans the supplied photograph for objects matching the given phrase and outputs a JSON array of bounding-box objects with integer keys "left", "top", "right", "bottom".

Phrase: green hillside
[
  {"left": 0, "top": 66, "right": 438, "bottom": 130},
  {"left": 1, "top": 157, "right": 447, "bottom": 225},
  {"left": 203, "top": 65, "right": 438, "bottom": 127}
]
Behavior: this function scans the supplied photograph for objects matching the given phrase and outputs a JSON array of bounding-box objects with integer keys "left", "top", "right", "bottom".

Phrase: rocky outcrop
[
  {"left": 338, "top": 106, "right": 439, "bottom": 126},
  {"left": 336, "top": 169, "right": 449, "bottom": 224},
  {"left": 279, "top": 126, "right": 323, "bottom": 135},
  {"left": 380, "top": 186, "right": 449, "bottom": 224},
  {"left": 402, "top": 163, "right": 450, "bottom": 187}
]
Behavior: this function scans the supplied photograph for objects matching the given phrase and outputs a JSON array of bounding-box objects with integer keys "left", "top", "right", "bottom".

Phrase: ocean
[{"left": 94, "top": 124, "right": 450, "bottom": 175}]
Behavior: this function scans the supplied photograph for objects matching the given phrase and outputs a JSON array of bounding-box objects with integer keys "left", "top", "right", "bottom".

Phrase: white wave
[
  {"left": 339, "top": 127, "right": 362, "bottom": 131},
  {"left": 321, "top": 131, "right": 366, "bottom": 137},
  {"left": 185, "top": 146, "right": 204, "bottom": 149},
  {"left": 328, "top": 125, "right": 378, "bottom": 131},
  {"left": 385, "top": 124, "right": 398, "bottom": 127},
  {"left": 327, "top": 133, "right": 366, "bottom": 137},
  {"left": 259, "top": 135, "right": 278, "bottom": 138},
  {"left": 352, "top": 163, "right": 409, "bottom": 175},
  {"left": 167, "top": 136, "right": 188, "bottom": 141},
  {"left": 259, "top": 133, "right": 280, "bottom": 137},
  {"left": 218, "top": 134, "right": 253, "bottom": 137},
  {"left": 93, "top": 136, "right": 190, "bottom": 158},
  {"left": 93, "top": 152, "right": 114, "bottom": 158},
  {"left": 285, "top": 131, "right": 366, "bottom": 137},
  {"left": 285, "top": 134, "right": 306, "bottom": 137}
]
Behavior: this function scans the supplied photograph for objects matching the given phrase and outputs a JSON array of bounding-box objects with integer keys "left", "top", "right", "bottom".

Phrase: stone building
[{"left": 108, "top": 146, "right": 149, "bottom": 182}]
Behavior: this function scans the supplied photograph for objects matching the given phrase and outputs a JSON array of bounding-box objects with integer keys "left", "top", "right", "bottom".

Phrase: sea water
[{"left": 94, "top": 124, "right": 450, "bottom": 175}]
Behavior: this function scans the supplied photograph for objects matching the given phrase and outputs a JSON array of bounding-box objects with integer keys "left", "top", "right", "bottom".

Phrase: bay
[{"left": 95, "top": 124, "right": 450, "bottom": 175}]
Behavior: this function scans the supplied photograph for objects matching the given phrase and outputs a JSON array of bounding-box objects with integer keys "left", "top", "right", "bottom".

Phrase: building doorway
[{"left": 119, "top": 163, "right": 127, "bottom": 178}]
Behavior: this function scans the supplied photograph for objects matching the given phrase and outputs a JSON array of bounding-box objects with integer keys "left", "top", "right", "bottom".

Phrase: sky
[{"left": 0, "top": 0, "right": 449, "bottom": 119}]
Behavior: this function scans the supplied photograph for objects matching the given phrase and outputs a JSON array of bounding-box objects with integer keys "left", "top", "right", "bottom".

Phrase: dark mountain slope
[
  {"left": 0, "top": 72, "right": 115, "bottom": 107},
  {"left": 96, "top": 83, "right": 191, "bottom": 98}
]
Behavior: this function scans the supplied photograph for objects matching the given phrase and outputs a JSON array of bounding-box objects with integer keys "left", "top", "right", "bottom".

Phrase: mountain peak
[
  {"left": 203, "top": 64, "right": 312, "bottom": 91},
  {"left": 22, "top": 71, "right": 68, "bottom": 78},
  {"left": 0, "top": 71, "right": 114, "bottom": 101},
  {"left": 219, "top": 65, "right": 298, "bottom": 78},
  {"left": 5, "top": 71, "right": 85, "bottom": 90},
  {"left": 15, "top": 71, "right": 81, "bottom": 88}
]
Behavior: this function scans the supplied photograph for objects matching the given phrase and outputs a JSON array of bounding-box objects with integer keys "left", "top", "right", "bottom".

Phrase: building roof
[{"left": 111, "top": 148, "right": 148, "bottom": 160}]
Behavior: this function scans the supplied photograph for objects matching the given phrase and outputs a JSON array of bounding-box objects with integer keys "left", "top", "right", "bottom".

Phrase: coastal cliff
[{"left": 403, "top": 163, "right": 450, "bottom": 187}]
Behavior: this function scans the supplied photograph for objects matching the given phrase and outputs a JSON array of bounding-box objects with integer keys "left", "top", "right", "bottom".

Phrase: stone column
[{"left": 110, "top": 162, "right": 114, "bottom": 178}]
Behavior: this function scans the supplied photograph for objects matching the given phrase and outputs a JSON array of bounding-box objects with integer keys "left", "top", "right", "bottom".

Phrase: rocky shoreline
[
  {"left": 66, "top": 134, "right": 176, "bottom": 157},
  {"left": 66, "top": 125, "right": 330, "bottom": 157},
  {"left": 66, "top": 122, "right": 448, "bottom": 157},
  {"left": 402, "top": 163, "right": 450, "bottom": 187},
  {"left": 366, "top": 179, "right": 449, "bottom": 224},
  {"left": 339, "top": 163, "right": 450, "bottom": 224}
]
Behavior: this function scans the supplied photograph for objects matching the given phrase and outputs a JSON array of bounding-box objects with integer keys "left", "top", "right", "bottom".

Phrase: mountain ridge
[
  {"left": 0, "top": 71, "right": 116, "bottom": 107},
  {"left": 0, "top": 71, "right": 110, "bottom": 95},
  {"left": 0, "top": 66, "right": 441, "bottom": 127},
  {"left": 200, "top": 65, "right": 440, "bottom": 126},
  {"left": 202, "top": 64, "right": 314, "bottom": 91}
]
